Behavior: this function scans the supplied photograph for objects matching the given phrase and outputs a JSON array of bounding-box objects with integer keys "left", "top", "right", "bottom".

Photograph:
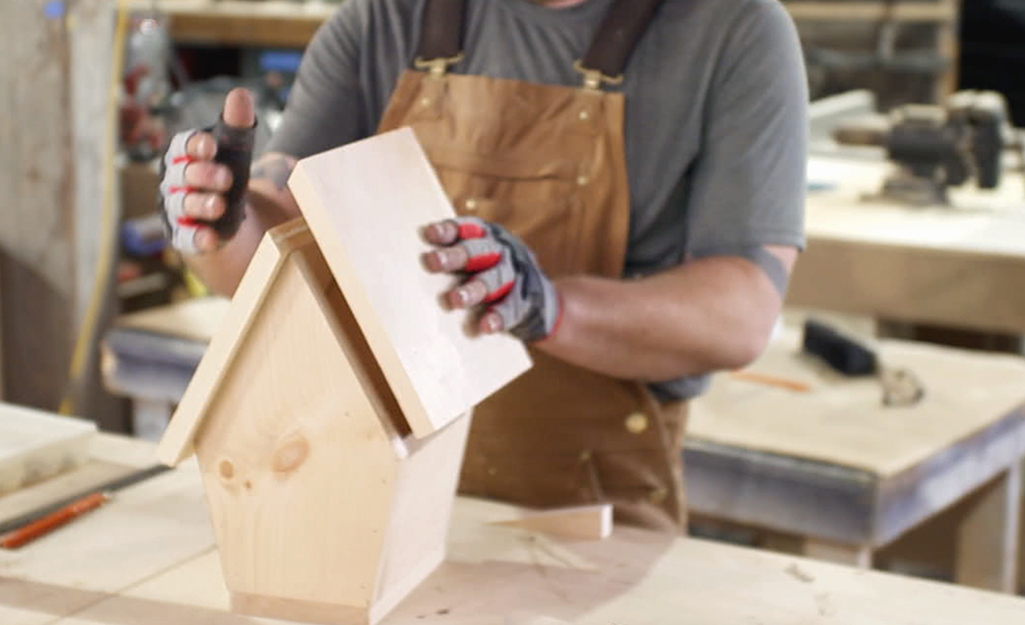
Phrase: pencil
[{"left": 730, "top": 370, "right": 812, "bottom": 393}]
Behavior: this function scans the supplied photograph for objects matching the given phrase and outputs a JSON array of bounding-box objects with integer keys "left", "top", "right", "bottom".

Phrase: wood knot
[
  {"left": 218, "top": 460, "right": 235, "bottom": 481},
  {"left": 271, "top": 435, "right": 310, "bottom": 474}
]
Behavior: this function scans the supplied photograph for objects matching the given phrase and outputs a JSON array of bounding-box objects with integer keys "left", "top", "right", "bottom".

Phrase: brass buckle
[
  {"left": 573, "top": 59, "right": 624, "bottom": 91},
  {"left": 413, "top": 53, "right": 464, "bottom": 78}
]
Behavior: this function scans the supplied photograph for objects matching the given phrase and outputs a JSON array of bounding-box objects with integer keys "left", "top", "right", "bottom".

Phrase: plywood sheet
[
  {"left": 688, "top": 327, "right": 1025, "bottom": 476},
  {"left": 0, "top": 403, "right": 96, "bottom": 496},
  {"left": 289, "top": 127, "right": 532, "bottom": 438},
  {"left": 490, "top": 503, "right": 613, "bottom": 541}
]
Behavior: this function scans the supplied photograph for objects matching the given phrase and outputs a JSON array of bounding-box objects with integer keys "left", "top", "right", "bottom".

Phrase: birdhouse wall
[
  {"left": 193, "top": 243, "right": 406, "bottom": 616},
  {"left": 369, "top": 413, "right": 471, "bottom": 622}
]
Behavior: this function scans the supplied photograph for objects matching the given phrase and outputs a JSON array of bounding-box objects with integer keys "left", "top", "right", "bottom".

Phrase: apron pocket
[
  {"left": 424, "top": 146, "right": 591, "bottom": 276},
  {"left": 429, "top": 146, "right": 580, "bottom": 203},
  {"left": 449, "top": 193, "right": 581, "bottom": 277}
]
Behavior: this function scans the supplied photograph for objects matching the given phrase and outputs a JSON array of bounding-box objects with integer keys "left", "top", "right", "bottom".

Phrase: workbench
[
  {"left": 3, "top": 429, "right": 1025, "bottom": 624},
  {"left": 687, "top": 325, "right": 1025, "bottom": 593},
  {"left": 102, "top": 297, "right": 1025, "bottom": 593}
]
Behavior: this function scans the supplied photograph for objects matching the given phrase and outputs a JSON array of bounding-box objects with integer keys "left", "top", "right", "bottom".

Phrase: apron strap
[
  {"left": 575, "top": 0, "right": 666, "bottom": 90},
  {"left": 414, "top": 0, "right": 467, "bottom": 76},
  {"left": 414, "top": 0, "right": 665, "bottom": 86}
]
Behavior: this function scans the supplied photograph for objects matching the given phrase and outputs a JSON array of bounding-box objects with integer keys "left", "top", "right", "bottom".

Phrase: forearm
[
  {"left": 536, "top": 250, "right": 793, "bottom": 381},
  {"left": 181, "top": 153, "right": 300, "bottom": 297}
]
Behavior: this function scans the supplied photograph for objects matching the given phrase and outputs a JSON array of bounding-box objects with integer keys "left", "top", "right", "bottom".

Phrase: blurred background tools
[
  {"left": 831, "top": 89, "right": 1021, "bottom": 205},
  {"left": 802, "top": 318, "right": 925, "bottom": 407}
]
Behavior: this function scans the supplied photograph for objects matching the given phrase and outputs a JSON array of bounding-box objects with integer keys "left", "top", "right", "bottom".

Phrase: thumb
[{"left": 222, "top": 87, "right": 255, "bottom": 129}]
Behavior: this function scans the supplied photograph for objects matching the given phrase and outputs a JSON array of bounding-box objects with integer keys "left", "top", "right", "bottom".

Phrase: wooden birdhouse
[{"left": 155, "top": 128, "right": 532, "bottom": 625}]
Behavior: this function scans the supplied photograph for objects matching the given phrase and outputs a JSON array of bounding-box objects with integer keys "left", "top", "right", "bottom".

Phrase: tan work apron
[{"left": 376, "top": 0, "right": 688, "bottom": 532}]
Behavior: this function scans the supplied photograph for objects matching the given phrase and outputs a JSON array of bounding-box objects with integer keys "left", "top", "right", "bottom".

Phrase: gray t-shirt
[{"left": 266, "top": 0, "right": 809, "bottom": 399}]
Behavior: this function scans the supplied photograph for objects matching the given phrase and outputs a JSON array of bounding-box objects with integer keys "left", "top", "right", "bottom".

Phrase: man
[{"left": 159, "top": 0, "right": 808, "bottom": 532}]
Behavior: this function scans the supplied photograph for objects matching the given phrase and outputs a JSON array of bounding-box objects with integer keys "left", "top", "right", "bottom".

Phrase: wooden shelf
[
  {"left": 783, "top": 0, "right": 962, "bottom": 102},
  {"left": 784, "top": 1, "right": 957, "bottom": 23},
  {"left": 133, "top": 0, "right": 338, "bottom": 48}
]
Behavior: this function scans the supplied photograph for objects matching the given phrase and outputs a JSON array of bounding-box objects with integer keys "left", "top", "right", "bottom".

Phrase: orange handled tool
[
  {"left": 730, "top": 370, "right": 812, "bottom": 393},
  {"left": 0, "top": 464, "right": 170, "bottom": 550},
  {"left": 0, "top": 491, "right": 111, "bottom": 549}
]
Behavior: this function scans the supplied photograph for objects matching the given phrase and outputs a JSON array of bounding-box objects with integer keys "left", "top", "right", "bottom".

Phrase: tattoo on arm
[{"left": 251, "top": 156, "right": 294, "bottom": 192}]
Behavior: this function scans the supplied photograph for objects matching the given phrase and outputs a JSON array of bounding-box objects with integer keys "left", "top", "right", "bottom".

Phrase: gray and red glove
[
  {"left": 158, "top": 89, "right": 256, "bottom": 254},
  {"left": 423, "top": 217, "right": 562, "bottom": 343}
]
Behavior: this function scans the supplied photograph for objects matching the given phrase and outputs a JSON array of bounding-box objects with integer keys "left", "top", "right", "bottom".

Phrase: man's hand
[
  {"left": 422, "top": 217, "right": 562, "bottom": 343},
  {"left": 159, "top": 88, "right": 256, "bottom": 254}
]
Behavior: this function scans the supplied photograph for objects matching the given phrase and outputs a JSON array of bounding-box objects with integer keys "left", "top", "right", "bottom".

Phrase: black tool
[
  {"left": 802, "top": 319, "right": 878, "bottom": 376},
  {"left": 801, "top": 318, "right": 924, "bottom": 407},
  {"left": 833, "top": 90, "right": 1013, "bottom": 206}
]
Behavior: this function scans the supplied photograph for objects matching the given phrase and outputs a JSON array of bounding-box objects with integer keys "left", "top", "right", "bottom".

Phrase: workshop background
[{"left": 4, "top": 0, "right": 1025, "bottom": 602}]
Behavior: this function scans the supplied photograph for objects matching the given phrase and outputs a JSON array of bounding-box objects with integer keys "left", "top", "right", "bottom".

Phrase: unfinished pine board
[
  {"left": 490, "top": 504, "right": 613, "bottom": 541},
  {"left": 155, "top": 221, "right": 310, "bottom": 466},
  {"left": 115, "top": 296, "right": 229, "bottom": 343},
  {"left": 289, "top": 127, "right": 532, "bottom": 438},
  {"left": 191, "top": 226, "right": 405, "bottom": 617},
  {"left": 50, "top": 497, "right": 1025, "bottom": 625},
  {"left": 0, "top": 403, "right": 97, "bottom": 496},
  {"left": 370, "top": 416, "right": 472, "bottom": 622},
  {"left": 789, "top": 154, "right": 1025, "bottom": 334}
]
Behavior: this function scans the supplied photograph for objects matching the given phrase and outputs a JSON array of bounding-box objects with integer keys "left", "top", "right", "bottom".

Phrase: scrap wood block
[
  {"left": 490, "top": 503, "right": 614, "bottom": 541},
  {"left": 155, "top": 128, "right": 532, "bottom": 625}
]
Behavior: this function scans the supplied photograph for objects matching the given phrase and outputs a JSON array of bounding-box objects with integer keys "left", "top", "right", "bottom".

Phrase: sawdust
[{"left": 785, "top": 563, "right": 815, "bottom": 583}]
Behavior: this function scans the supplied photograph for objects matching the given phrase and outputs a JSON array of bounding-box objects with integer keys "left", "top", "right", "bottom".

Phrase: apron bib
[{"left": 376, "top": 0, "right": 687, "bottom": 532}]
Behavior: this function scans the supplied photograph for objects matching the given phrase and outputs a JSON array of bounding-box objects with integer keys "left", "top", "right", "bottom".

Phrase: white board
[{"left": 0, "top": 403, "right": 96, "bottom": 496}]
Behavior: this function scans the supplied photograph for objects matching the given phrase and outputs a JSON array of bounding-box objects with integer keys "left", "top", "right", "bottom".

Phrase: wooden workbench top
[
  {"left": 690, "top": 325, "right": 1025, "bottom": 476},
  {"left": 1, "top": 431, "right": 1024, "bottom": 624}
]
